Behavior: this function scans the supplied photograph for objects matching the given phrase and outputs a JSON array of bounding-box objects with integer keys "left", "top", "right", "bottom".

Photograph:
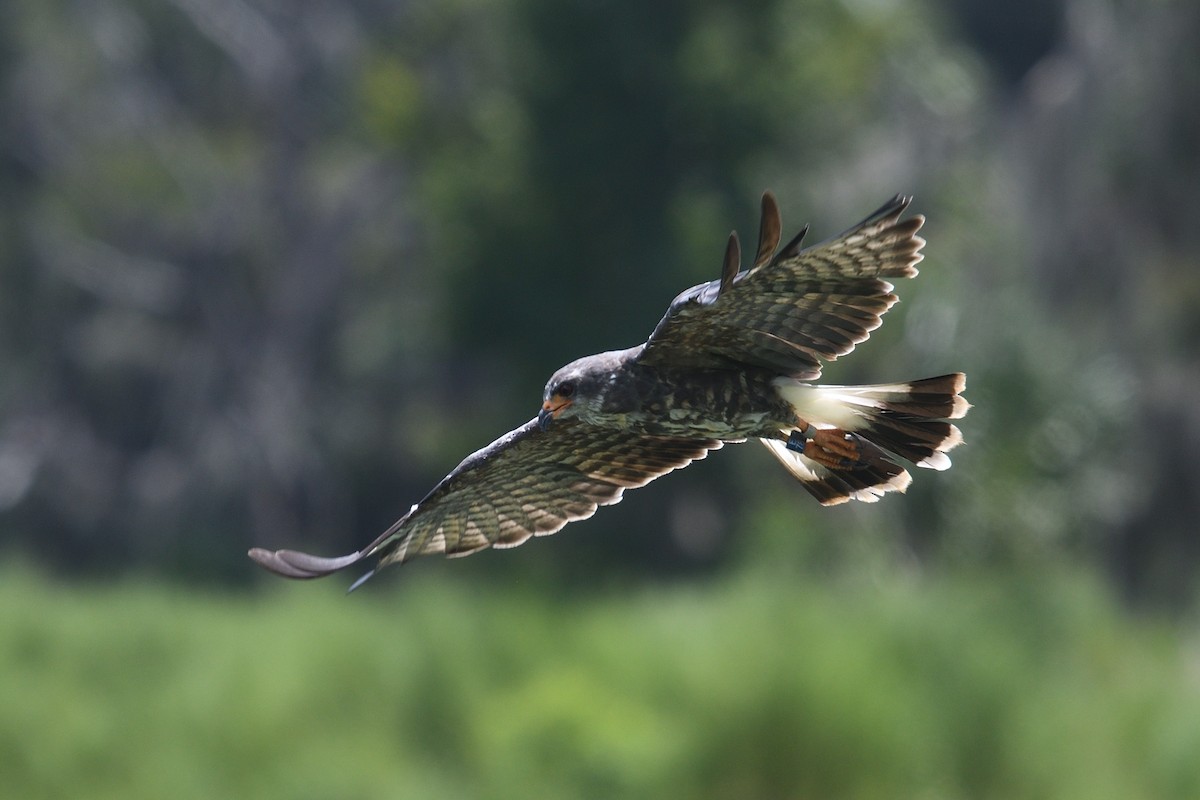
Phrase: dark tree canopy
[{"left": 1, "top": 0, "right": 1197, "bottom": 604}]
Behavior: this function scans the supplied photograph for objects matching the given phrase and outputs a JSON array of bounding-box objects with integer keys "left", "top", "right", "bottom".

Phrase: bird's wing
[
  {"left": 638, "top": 194, "right": 925, "bottom": 380},
  {"left": 248, "top": 418, "right": 722, "bottom": 581}
]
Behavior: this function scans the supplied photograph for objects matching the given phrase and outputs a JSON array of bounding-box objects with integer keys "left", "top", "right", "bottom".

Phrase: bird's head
[{"left": 538, "top": 353, "right": 619, "bottom": 431}]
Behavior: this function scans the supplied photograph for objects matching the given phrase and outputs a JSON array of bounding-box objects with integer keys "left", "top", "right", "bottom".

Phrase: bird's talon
[{"left": 802, "top": 428, "right": 869, "bottom": 470}]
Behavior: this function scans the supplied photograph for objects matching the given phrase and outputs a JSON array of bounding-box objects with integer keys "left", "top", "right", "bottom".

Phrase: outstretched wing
[
  {"left": 638, "top": 194, "right": 925, "bottom": 380},
  {"left": 248, "top": 418, "right": 721, "bottom": 581}
]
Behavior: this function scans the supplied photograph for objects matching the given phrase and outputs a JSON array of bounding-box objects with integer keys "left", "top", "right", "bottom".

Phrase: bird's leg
[
  {"left": 784, "top": 424, "right": 816, "bottom": 452},
  {"left": 786, "top": 420, "right": 868, "bottom": 469}
]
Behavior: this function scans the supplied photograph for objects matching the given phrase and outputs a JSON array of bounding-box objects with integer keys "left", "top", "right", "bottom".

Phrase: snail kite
[{"left": 249, "top": 193, "right": 969, "bottom": 588}]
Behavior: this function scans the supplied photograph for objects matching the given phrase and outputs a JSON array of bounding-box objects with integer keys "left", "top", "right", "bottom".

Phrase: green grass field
[{"left": 3, "top": 565, "right": 1198, "bottom": 799}]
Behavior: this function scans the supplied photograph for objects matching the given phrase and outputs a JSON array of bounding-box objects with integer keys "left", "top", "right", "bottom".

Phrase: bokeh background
[{"left": 2, "top": 0, "right": 1199, "bottom": 797}]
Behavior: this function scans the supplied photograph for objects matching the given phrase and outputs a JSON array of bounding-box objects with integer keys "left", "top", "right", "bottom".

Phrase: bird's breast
[{"left": 598, "top": 366, "right": 789, "bottom": 439}]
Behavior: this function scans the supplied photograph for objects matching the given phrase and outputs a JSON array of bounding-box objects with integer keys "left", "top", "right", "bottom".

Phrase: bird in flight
[{"left": 250, "top": 193, "right": 968, "bottom": 588}]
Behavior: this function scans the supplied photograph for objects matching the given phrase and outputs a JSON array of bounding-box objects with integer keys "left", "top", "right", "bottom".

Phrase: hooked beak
[{"left": 538, "top": 398, "right": 571, "bottom": 431}]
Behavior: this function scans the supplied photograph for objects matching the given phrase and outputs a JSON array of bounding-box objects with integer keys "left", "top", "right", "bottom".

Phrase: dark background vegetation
[{"left": 2, "top": 0, "right": 1198, "bottom": 797}]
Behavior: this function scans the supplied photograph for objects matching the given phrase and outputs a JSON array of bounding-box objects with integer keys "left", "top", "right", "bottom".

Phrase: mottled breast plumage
[{"left": 596, "top": 364, "right": 792, "bottom": 439}]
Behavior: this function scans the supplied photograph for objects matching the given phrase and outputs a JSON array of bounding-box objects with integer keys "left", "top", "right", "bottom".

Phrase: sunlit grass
[{"left": 2, "top": 565, "right": 1198, "bottom": 799}]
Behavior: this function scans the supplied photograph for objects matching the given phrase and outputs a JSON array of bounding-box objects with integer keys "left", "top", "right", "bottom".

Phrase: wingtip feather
[
  {"left": 247, "top": 547, "right": 366, "bottom": 580},
  {"left": 719, "top": 230, "right": 740, "bottom": 295},
  {"left": 754, "top": 191, "right": 782, "bottom": 268}
]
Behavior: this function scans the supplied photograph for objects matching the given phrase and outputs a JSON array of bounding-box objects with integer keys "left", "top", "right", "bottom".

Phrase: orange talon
[{"left": 805, "top": 428, "right": 867, "bottom": 469}]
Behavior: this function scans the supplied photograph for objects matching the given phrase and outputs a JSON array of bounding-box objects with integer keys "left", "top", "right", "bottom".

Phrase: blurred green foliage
[{"left": 3, "top": 565, "right": 1199, "bottom": 799}]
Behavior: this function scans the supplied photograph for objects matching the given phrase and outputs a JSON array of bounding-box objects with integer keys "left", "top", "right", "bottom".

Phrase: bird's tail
[{"left": 762, "top": 373, "right": 969, "bottom": 505}]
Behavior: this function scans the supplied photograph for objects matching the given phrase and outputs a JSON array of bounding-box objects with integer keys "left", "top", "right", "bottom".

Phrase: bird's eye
[{"left": 557, "top": 382, "right": 575, "bottom": 398}]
